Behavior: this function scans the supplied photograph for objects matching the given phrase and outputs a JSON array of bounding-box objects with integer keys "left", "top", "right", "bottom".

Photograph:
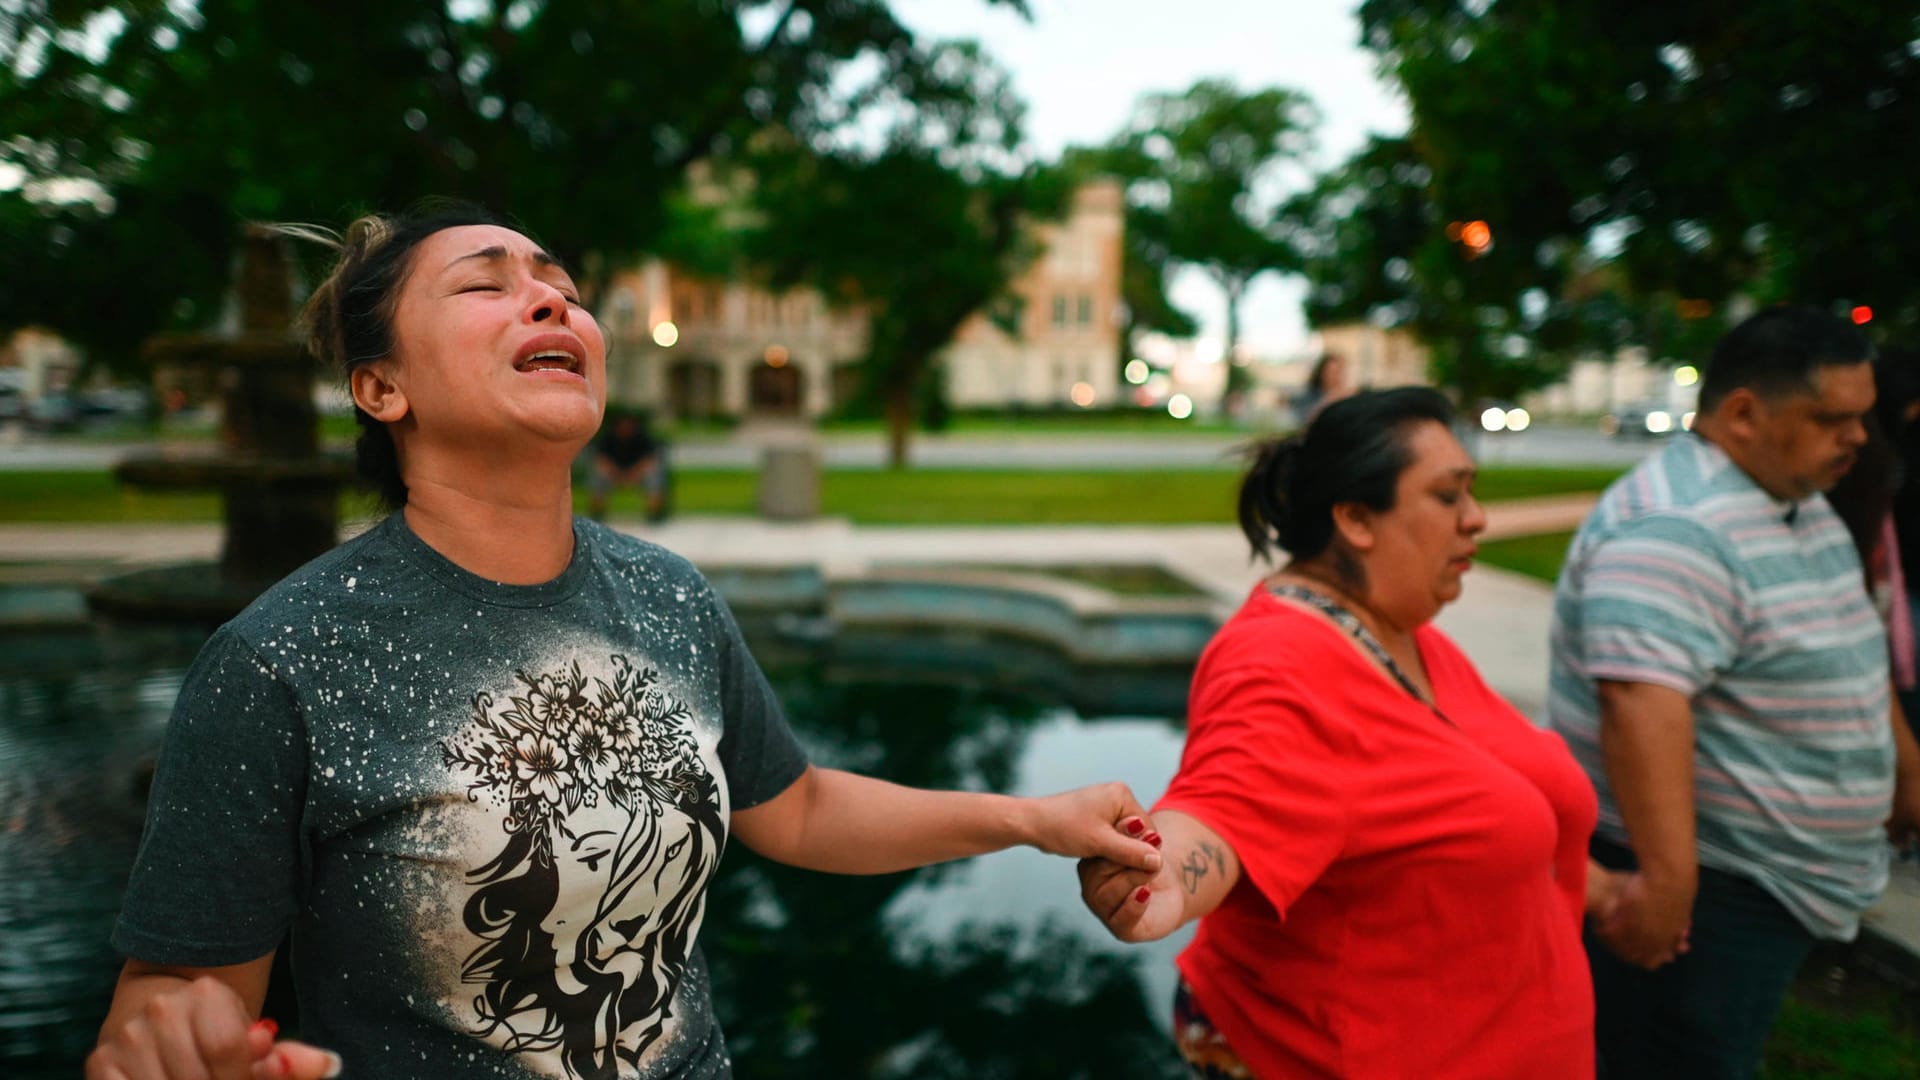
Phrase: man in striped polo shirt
[{"left": 1549, "top": 306, "right": 1920, "bottom": 1079}]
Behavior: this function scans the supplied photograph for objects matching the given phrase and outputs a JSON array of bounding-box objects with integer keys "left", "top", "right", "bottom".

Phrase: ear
[
  {"left": 1715, "top": 387, "right": 1763, "bottom": 442},
  {"left": 350, "top": 362, "right": 409, "bottom": 423},
  {"left": 1330, "top": 501, "right": 1378, "bottom": 554}
]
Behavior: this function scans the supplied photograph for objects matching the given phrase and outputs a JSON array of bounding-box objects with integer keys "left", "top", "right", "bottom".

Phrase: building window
[
  {"left": 1052, "top": 296, "right": 1068, "bottom": 328},
  {"left": 1076, "top": 295, "right": 1093, "bottom": 326}
]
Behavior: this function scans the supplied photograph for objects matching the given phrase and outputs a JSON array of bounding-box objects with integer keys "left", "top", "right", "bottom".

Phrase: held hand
[
  {"left": 1594, "top": 872, "right": 1693, "bottom": 971},
  {"left": 1024, "top": 782, "right": 1163, "bottom": 873},
  {"left": 1077, "top": 853, "right": 1185, "bottom": 943},
  {"left": 86, "top": 977, "right": 342, "bottom": 1080},
  {"left": 1585, "top": 866, "right": 1631, "bottom": 924}
]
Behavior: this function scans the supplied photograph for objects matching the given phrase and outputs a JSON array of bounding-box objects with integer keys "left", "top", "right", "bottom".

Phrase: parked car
[{"left": 1602, "top": 400, "right": 1694, "bottom": 439}]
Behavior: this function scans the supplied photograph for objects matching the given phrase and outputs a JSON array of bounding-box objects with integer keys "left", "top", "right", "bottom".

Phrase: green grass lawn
[
  {"left": 0, "top": 466, "right": 1626, "bottom": 526},
  {"left": 1761, "top": 953, "right": 1920, "bottom": 1080},
  {"left": 1474, "top": 529, "right": 1576, "bottom": 583}
]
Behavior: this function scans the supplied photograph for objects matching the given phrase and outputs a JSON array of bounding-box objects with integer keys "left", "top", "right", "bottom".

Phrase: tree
[
  {"left": 1291, "top": 134, "right": 1588, "bottom": 408},
  {"left": 0, "top": 0, "right": 1027, "bottom": 369},
  {"left": 1356, "top": 0, "right": 1920, "bottom": 341},
  {"left": 1106, "top": 79, "right": 1316, "bottom": 409},
  {"left": 746, "top": 40, "right": 1053, "bottom": 468}
]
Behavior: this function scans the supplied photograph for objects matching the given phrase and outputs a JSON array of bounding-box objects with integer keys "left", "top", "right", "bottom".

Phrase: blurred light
[
  {"left": 764, "top": 344, "right": 789, "bottom": 367},
  {"left": 1677, "top": 298, "right": 1712, "bottom": 319},
  {"left": 1167, "top": 394, "right": 1194, "bottom": 420},
  {"left": 1124, "top": 359, "right": 1150, "bottom": 385},
  {"left": 1505, "top": 407, "right": 1531, "bottom": 432},
  {"left": 1673, "top": 364, "right": 1699, "bottom": 387},
  {"left": 1445, "top": 221, "right": 1464, "bottom": 241},
  {"left": 1852, "top": 305, "right": 1874, "bottom": 325},
  {"left": 1646, "top": 410, "right": 1673, "bottom": 434},
  {"left": 651, "top": 321, "right": 679, "bottom": 347},
  {"left": 1070, "top": 381, "right": 1096, "bottom": 408},
  {"left": 1681, "top": 410, "right": 1696, "bottom": 431},
  {"left": 1132, "top": 387, "right": 1157, "bottom": 408},
  {"left": 1480, "top": 406, "right": 1508, "bottom": 433},
  {"left": 1460, "top": 220, "right": 1492, "bottom": 253}
]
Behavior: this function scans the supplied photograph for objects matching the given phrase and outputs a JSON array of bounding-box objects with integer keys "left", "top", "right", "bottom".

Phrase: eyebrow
[{"left": 443, "top": 244, "right": 569, "bottom": 275}]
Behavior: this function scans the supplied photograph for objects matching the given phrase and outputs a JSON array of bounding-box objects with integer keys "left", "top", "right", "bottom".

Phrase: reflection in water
[{"left": 0, "top": 628, "right": 1191, "bottom": 1078}]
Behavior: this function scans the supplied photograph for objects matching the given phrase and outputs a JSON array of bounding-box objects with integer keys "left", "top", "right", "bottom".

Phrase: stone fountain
[{"left": 86, "top": 226, "right": 355, "bottom": 623}]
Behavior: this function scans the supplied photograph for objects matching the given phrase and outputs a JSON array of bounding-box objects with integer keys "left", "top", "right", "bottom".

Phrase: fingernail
[
  {"left": 252, "top": 1017, "right": 279, "bottom": 1039},
  {"left": 1124, "top": 818, "right": 1145, "bottom": 836},
  {"left": 322, "top": 1050, "right": 344, "bottom": 1079},
  {"left": 273, "top": 1049, "right": 293, "bottom": 1077},
  {"left": 1133, "top": 886, "right": 1152, "bottom": 904},
  {"left": 1143, "top": 832, "right": 1163, "bottom": 848}
]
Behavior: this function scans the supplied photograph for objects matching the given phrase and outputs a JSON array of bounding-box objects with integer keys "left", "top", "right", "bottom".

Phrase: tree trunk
[
  {"left": 884, "top": 384, "right": 913, "bottom": 470},
  {"left": 1220, "top": 277, "right": 1246, "bottom": 414}
]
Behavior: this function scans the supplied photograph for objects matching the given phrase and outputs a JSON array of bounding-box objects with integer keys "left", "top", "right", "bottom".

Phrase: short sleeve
[
  {"left": 1576, "top": 515, "right": 1742, "bottom": 697},
  {"left": 112, "top": 628, "right": 309, "bottom": 966},
  {"left": 1157, "top": 655, "right": 1354, "bottom": 917},
  {"left": 709, "top": 588, "right": 809, "bottom": 810}
]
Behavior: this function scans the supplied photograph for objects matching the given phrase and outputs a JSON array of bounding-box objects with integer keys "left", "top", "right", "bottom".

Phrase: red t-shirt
[{"left": 1158, "top": 587, "right": 1597, "bottom": 1079}]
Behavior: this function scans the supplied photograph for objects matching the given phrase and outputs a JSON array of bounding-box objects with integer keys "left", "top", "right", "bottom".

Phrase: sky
[{"left": 893, "top": 0, "right": 1410, "bottom": 361}]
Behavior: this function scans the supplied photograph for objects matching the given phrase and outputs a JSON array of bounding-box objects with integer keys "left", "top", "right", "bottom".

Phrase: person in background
[
  {"left": 1292, "top": 351, "right": 1351, "bottom": 427},
  {"left": 1825, "top": 346, "right": 1920, "bottom": 728},
  {"left": 87, "top": 203, "right": 1165, "bottom": 1080},
  {"left": 1548, "top": 306, "right": 1920, "bottom": 1079},
  {"left": 1079, "top": 387, "right": 1619, "bottom": 1079},
  {"left": 588, "top": 409, "right": 668, "bottom": 523}
]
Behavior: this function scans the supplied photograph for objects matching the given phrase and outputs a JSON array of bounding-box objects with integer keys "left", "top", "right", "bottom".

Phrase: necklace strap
[{"left": 1267, "top": 582, "right": 1442, "bottom": 715}]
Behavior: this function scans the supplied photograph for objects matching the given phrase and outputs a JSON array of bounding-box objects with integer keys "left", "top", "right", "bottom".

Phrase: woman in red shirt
[{"left": 1081, "top": 388, "right": 1665, "bottom": 1078}]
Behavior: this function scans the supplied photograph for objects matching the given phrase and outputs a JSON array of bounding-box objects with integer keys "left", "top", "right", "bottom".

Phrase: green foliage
[
  {"left": 1101, "top": 79, "right": 1317, "bottom": 399},
  {"left": 1356, "top": 0, "right": 1920, "bottom": 342},
  {"left": 0, "top": 0, "right": 1024, "bottom": 368},
  {"left": 745, "top": 39, "right": 1044, "bottom": 467}
]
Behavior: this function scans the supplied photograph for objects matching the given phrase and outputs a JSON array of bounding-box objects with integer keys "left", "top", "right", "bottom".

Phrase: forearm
[
  {"left": 1597, "top": 681, "right": 1698, "bottom": 893},
  {"left": 743, "top": 767, "right": 1042, "bottom": 874},
  {"left": 1152, "top": 810, "right": 1240, "bottom": 927}
]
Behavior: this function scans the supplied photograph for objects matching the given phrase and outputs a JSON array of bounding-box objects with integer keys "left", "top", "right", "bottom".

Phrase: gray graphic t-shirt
[{"left": 113, "top": 515, "right": 809, "bottom": 1079}]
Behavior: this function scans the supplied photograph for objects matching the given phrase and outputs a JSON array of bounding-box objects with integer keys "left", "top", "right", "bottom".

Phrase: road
[{"left": 0, "top": 422, "right": 1669, "bottom": 472}]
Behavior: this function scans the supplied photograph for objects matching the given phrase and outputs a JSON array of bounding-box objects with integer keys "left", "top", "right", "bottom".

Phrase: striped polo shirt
[{"left": 1548, "top": 433, "right": 1894, "bottom": 939}]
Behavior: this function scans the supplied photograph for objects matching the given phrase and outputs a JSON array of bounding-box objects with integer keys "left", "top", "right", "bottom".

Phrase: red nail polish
[
  {"left": 1134, "top": 886, "right": 1152, "bottom": 903},
  {"left": 1144, "top": 832, "right": 1163, "bottom": 848},
  {"left": 1125, "top": 818, "right": 1145, "bottom": 836},
  {"left": 274, "top": 1049, "right": 293, "bottom": 1077},
  {"left": 252, "top": 1017, "right": 279, "bottom": 1038}
]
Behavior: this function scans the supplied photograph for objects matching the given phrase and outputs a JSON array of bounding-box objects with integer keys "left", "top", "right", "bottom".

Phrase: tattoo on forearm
[{"left": 1181, "top": 840, "right": 1226, "bottom": 894}]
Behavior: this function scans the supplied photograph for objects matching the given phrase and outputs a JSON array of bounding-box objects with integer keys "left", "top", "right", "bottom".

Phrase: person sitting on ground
[
  {"left": 87, "top": 202, "right": 1164, "bottom": 1080},
  {"left": 588, "top": 410, "right": 668, "bottom": 522},
  {"left": 1078, "top": 387, "right": 1625, "bottom": 1079}
]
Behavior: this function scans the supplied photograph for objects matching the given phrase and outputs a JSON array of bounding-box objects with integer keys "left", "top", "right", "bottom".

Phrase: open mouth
[{"left": 515, "top": 349, "right": 582, "bottom": 374}]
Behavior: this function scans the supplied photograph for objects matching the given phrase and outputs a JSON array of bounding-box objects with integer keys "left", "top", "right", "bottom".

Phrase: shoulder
[
  {"left": 221, "top": 524, "right": 396, "bottom": 645},
  {"left": 575, "top": 519, "right": 708, "bottom": 588}
]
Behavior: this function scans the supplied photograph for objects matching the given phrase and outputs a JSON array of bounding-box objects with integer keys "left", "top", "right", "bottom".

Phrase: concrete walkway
[{"left": 4, "top": 492, "right": 1917, "bottom": 976}]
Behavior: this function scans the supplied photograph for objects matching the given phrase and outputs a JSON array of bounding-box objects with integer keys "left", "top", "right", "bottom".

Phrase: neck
[
  {"left": 1282, "top": 560, "right": 1418, "bottom": 643},
  {"left": 401, "top": 463, "right": 578, "bottom": 585},
  {"left": 1689, "top": 419, "right": 1794, "bottom": 502}
]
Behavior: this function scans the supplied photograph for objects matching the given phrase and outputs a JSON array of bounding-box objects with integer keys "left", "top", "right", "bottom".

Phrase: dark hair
[
  {"left": 1697, "top": 305, "right": 1873, "bottom": 413},
  {"left": 1239, "top": 386, "right": 1456, "bottom": 567},
  {"left": 1307, "top": 352, "right": 1344, "bottom": 393},
  {"left": 273, "top": 200, "right": 524, "bottom": 509}
]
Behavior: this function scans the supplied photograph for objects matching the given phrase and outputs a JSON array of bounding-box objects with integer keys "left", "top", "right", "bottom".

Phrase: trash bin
[{"left": 757, "top": 444, "right": 819, "bottom": 520}]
